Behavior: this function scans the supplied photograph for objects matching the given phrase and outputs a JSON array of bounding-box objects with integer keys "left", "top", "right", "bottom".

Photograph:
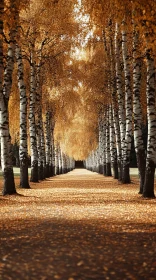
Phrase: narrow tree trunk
[
  {"left": 98, "top": 115, "right": 104, "bottom": 174},
  {"left": 37, "top": 117, "right": 44, "bottom": 180},
  {"left": 41, "top": 128, "right": 46, "bottom": 179},
  {"left": 105, "top": 107, "right": 112, "bottom": 176},
  {"left": 132, "top": 26, "right": 146, "bottom": 193},
  {"left": 29, "top": 56, "right": 38, "bottom": 182},
  {"left": 109, "top": 105, "right": 118, "bottom": 179},
  {"left": 109, "top": 33, "right": 120, "bottom": 180},
  {"left": 143, "top": 50, "right": 156, "bottom": 198},
  {"left": 115, "top": 22, "right": 126, "bottom": 181},
  {"left": 45, "top": 110, "right": 51, "bottom": 177},
  {"left": 58, "top": 144, "right": 62, "bottom": 175},
  {"left": 52, "top": 133, "right": 55, "bottom": 175},
  {"left": 0, "top": 2, "right": 16, "bottom": 195},
  {"left": 49, "top": 114, "right": 54, "bottom": 177},
  {"left": 36, "top": 81, "right": 45, "bottom": 181},
  {"left": 55, "top": 142, "right": 59, "bottom": 175},
  {"left": 16, "top": 44, "right": 30, "bottom": 188},
  {"left": 121, "top": 20, "right": 132, "bottom": 184}
]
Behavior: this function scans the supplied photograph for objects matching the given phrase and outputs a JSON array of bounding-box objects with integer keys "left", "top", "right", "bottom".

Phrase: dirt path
[{"left": 0, "top": 169, "right": 156, "bottom": 280}]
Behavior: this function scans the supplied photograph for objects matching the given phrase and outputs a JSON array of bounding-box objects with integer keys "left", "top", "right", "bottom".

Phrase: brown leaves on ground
[{"left": 0, "top": 169, "right": 156, "bottom": 280}]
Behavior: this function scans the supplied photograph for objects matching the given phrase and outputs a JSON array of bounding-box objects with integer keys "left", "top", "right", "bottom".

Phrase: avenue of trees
[{"left": 0, "top": 0, "right": 156, "bottom": 198}]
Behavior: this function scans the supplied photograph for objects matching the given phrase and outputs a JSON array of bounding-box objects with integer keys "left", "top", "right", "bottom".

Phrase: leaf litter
[{"left": 0, "top": 169, "right": 156, "bottom": 280}]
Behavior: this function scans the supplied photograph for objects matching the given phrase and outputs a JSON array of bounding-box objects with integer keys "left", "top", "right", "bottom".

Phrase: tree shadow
[{"left": 0, "top": 217, "right": 155, "bottom": 280}]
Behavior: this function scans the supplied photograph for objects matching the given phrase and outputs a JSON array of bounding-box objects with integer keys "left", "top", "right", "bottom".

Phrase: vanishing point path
[{"left": 0, "top": 169, "right": 156, "bottom": 280}]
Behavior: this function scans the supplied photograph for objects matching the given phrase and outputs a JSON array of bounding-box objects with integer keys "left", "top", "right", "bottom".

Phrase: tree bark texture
[
  {"left": 143, "top": 51, "right": 156, "bottom": 198},
  {"left": 132, "top": 27, "right": 146, "bottom": 193},
  {"left": 16, "top": 44, "right": 30, "bottom": 188},
  {"left": 29, "top": 56, "right": 38, "bottom": 182},
  {"left": 121, "top": 21, "right": 132, "bottom": 184}
]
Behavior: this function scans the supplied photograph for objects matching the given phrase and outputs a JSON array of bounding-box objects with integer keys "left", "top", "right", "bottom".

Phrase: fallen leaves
[{"left": 0, "top": 169, "right": 156, "bottom": 279}]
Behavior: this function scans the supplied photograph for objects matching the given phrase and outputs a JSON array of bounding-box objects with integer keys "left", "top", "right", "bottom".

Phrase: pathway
[{"left": 0, "top": 169, "right": 156, "bottom": 280}]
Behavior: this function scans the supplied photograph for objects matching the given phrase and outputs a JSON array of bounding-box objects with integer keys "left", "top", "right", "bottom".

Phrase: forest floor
[{"left": 0, "top": 169, "right": 156, "bottom": 280}]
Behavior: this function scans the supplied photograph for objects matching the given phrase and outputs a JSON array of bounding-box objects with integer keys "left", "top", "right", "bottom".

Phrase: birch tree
[
  {"left": 143, "top": 50, "right": 156, "bottom": 198},
  {"left": 132, "top": 24, "right": 146, "bottom": 194},
  {"left": 121, "top": 19, "right": 132, "bottom": 183},
  {"left": 0, "top": 0, "right": 18, "bottom": 195},
  {"left": 16, "top": 44, "right": 30, "bottom": 188}
]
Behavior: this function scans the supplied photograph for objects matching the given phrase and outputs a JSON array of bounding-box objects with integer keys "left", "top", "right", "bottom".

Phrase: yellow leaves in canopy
[
  {"left": 9, "top": 70, "right": 20, "bottom": 144},
  {"left": 55, "top": 100, "right": 98, "bottom": 160}
]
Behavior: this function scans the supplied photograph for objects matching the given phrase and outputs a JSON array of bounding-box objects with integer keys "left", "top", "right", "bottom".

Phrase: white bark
[
  {"left": 115, "top": 23, "right": 126, "bottom": 165},
  {"left": 121, "top": 21, "right": 132, "bottom": 183},
  {"left": 45, "top": 110, "right": 51, "bottom": 176},
  {"left": 0, "top": 2, "right": 16, "bottom": 194},
  {"left": 105, "top": 107, "right": 112, "bottom": 176},
  {"left": 29, "top": 55, "right": 38, "bottom": 182},
  {"left": 132, "top": 26, "right": 146, "bottom": 193},
  {"left": 16, "top": 44, "right": 30, "bottom": 188},
  {"left": 143, "top": 50, "right": 156, "bottom": 198}
]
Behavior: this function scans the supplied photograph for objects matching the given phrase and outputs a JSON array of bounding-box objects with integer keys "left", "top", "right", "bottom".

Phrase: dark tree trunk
[
  {"left": 56, "top": 167, "right": 59, "bottom": 175},
  {"left": 103, "top": 164, "right": 107, "bottom": 176},
  {"left": 136, "top": 149, "right": 146, "bottom": 194},
  {"left": 122, "top": 161, "right": 131, "bottom": 183},
  {"left": 113, "top": 161, "right": 118, "bottom": 179},
  {"left": 38, "top": 162, "right": 44, "bottom": 180},
  {"left": 106, "top": 163, "right": 112, "bottom": 176},
  {"left": 143, "top": 160, "right": 155, "bottom": 198},
  {"left": 118, "top": 161, "right": 122, "bottom": 181},
  {"left": 64, "top": 167, "right": 67, "bottom": 174},
  {"left": 30, "top": 160, "right": 38, "bottom": 182},
  {"left": 49, "top": 165, "right": 53, "bottom": 177},
  {"left": 2, "top": 168, "right": 16, "bottom": 195},
  {"left": 46, "top": 164, "right": 50, "bottom": 178},
  {"left": 20, "top": 159, "right": 30, "bottom": 188},
  {"left": 99, "top": 164, "right": 103, "bottom": 174},
  {"left": 43, "top": 166, "right": 46, "bottom": 179},
  {"left": 59, "top": 166, "right": 62, "bottom": 175},
  {"left": 52, "top": 165, "right": 55, "bottom": 176},
  {"left": 15, "top": 156, "right": 20, "bottom": 167}
]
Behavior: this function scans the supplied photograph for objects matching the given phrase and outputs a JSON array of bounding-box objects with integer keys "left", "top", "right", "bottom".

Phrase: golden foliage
[{"left": 5, "top": 0, "right": 156, "bottom": 160}]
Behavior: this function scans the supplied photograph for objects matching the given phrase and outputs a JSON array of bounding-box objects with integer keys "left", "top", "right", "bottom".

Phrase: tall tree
[
  {"left": 0, "top": 0, "right": 19, "bottom": 195},
  {"left": 132, "top": 22, "right": 146, "bottom": 194},
  {"left": 16, "top": 44, "right": 30, "bottom": 188},
  {"left": 143, "top": 49, "right": 156, "bottom": 198}
]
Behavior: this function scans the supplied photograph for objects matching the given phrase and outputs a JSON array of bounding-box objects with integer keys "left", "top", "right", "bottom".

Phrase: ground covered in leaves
[{"left": 0, "top": 169, "right": 156, "bottom": 280}]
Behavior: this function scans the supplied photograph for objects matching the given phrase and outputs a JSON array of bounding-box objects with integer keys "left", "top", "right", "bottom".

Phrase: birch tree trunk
[
  {"left": 105, "top": 107, "right": 112, "bottom": 176},
  {"left": 52, "top": 132, "right": 55, "bottom": 175},
  {"left": 50, "top": 115, "right": 55, "bottom": 177},
  {"left": 36, "top": 80, "right": 45, "bottom": 180},
  {"left": 36, "top": 116, "right": 43, "bottom": 180},
  {"left": 121, "top": 21, "right": 132, "bottom": 183},
  {"left": 49, "top": 118, "right": 53, "bottom": 177},
  {"left": 109, "top": 34, "right": 121, "bottom": 180},
  {"left": 0, "top": 0, "right": 3, "bottom": 95},
  {"left": 115, "top": 22, "right": 126, "bottom": 181},
  {"left": 132, "top": 27, "right": 146, "bottom": 193},
  {"left": 0, "top": 1, "right": 16, "bottom": 195},
  {"left": 55, "top": 142, "right": 59, "bottom": 175},
  {"left": 143, "top": 50, "right": 156, "bottom": 198},
  {"left": 16, "top": 44, "right": 30, "bottom": 188},
  {"left": 58, "top": 144, "right": 62, "bottom": 174},
  {"left": 41, "top": 128, "right": 46, "bottom": 179},
  {"left": 98, "top": 115, "right": 104, "bottom": 174},
  {"left": 29, "top": 56, "right": 38, "bottom": 182},
  {"left": 62, "top": 152, "right": 67, "bottom": 174},
  {"left": 109, "top": 105, "right": 118, "bottom": 179},
  {"left": 45, "top": 110, "right": 51, "bottom": 177}
]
